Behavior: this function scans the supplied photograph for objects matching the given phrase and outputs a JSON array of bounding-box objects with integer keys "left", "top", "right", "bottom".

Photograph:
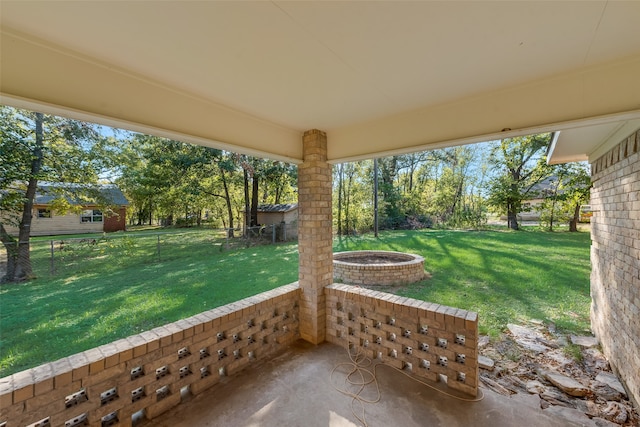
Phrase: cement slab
[{"left": 142, "top": 340, "right": 591, "bottom": 427}]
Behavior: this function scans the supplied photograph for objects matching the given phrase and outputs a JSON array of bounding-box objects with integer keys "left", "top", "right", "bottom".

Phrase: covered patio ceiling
[{"left": 1, "top": 1, "right": 639, "bottom": 164}]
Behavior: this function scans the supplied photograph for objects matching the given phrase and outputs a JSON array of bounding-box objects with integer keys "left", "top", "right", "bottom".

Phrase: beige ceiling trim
[
  {"left": 546, "top": 111, "right": 640, "bottom": 165},
  {"left": 0, "top": 29, "right": 303, "bottom": 163},
  {"left": 588, "top": 118, "right": 640, "bottom": 163},
  {"left": 2, "top": 27, "right": 640, "bottom": 165},
  {"left": 328, "top": 55, "right": 640, "bottom": 163}
]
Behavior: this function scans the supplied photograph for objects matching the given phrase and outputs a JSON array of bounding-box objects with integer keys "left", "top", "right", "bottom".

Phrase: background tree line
[
  {"left": 117, "top": 134, "right": 297, "bottom": 235},
  {"left": 1, "top": 106, "right": 590, "bottom": 283}
]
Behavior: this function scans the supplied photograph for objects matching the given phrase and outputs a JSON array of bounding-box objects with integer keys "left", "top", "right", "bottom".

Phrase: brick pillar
[{"left": 298, "top": 129, "right": 332, "bottom": 344}]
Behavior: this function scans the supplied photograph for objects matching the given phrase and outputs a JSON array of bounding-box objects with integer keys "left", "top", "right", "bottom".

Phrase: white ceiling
[{"left": 1, "top": 1, "right": 640, "bottom": 164}]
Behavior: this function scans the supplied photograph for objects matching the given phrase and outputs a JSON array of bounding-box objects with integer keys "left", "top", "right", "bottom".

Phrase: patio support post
[{"left": 298, "top": 129, "right": 332, "bottom": 344}]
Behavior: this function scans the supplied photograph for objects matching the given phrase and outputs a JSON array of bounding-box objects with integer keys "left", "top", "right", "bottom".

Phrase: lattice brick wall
[
  {"left": 0, "top": 285, "right": 300, "bottom": 427},
  {"left": 325, "top": 284, "right": 478, "bottom": 397}
]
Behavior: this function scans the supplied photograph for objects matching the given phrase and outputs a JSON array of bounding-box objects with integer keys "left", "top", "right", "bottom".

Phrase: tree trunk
[
  {"left": 507, "top": 180, "right": 519, "bottom": 230},
  {"left": 220, "top": 169, "right": 234, "bottom": 237},
  {"left": 243, "top": 169, "right": 250, "bottom": 233},
  {"left": 0, "top": 223, "right": 18, "bottom": 283},
  {"left": 5, "top": 113, "right": 45, "bottom": 282},
  {"left": 337, "top": 164, "right": 343, "bottom": 236},
  {"left": 569, "top": 203, "right": 580, "bottom": 232},
  {"left": 507, "top": 200, "right": 519, "bottom": 231},
  {"left": 251, "top": 175, "right": 259, "bottom": 227},
  {"left": 274, "top": 186, "right": 281, "bottom": 205},
  {"left": 345, "top": 171, "right": 353, "bottom": 234}
]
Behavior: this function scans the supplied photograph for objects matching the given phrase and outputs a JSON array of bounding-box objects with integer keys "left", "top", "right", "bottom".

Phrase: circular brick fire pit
[{"left": 333, "top": 250, "right": 426, "bottom": 286}]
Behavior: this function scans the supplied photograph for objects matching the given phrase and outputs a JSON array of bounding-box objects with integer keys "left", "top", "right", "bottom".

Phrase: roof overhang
[{"left": 2, "top": 1, "right": 640, "bottom": 164}]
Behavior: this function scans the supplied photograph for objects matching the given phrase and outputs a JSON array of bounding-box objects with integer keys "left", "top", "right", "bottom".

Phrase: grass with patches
[
  {"left": 335, "top": 229, "right": 592, "bottom": 337},
  {"left": 0, "top": 228, "right": 590, "bottom": 377},
  {"left": 1, "top": 229, "right": 299, "bottom": 376}
]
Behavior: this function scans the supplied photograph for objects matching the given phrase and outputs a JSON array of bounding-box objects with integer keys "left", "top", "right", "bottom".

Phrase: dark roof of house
[
  {"left": 35, "top": 183, "right": 129, "bottom": 206},
  {"left": 256, "top": 203, "right": 298, "bottom": 213},
  {"left": 529, "top": 176, "right": 561, "bottom": 194},
  {"left": 528, "top": 175, "right": 589, "bottom": 197}
]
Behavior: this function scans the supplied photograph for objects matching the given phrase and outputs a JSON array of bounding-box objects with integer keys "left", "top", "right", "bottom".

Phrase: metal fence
[{"left": 14, "top": 222, "right": 298, "bottom": 278}]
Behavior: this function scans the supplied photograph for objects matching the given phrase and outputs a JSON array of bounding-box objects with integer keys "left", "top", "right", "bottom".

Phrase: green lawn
[
  {"left": 0, "top": 228, "right": 591, "bottom": 377},
  {"left": 334, "top": 229, "right": 592, "bottom": 338}
]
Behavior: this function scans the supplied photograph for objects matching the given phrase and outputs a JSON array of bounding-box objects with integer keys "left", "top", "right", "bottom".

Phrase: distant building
[
  {"left": 501, "top": 176, "right": 586, "bottom": 222},
  {"left": 244, "top": 203, "right": 298, "bottom": 240},
  {"left": 3, "top": 183, "right": 129, "bottom": 236}
]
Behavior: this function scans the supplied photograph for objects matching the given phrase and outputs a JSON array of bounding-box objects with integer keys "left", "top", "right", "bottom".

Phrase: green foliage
[
  {"left": 563, "top": 343, "right": 584, "bottom": 363},
  {"left": 333, "top": 145, "right": 491, "bottom": 233},
  {"left": 0, "top": 106, "right": 121, "bottom": 282},
  {"left": 333, "top": 161, "right": 374, "bottom": 234},
  {"left": 486, "top": 134, "right": 554, "bottom": 230},
  {"left": 117, "top": 135, "right": 297, "bottom": 229},
  {"left": 537, "top": 163, "right": 591, "bottom": 231},
  {"left": 0, "top": 228, "right": 590, "bottom": 376}
]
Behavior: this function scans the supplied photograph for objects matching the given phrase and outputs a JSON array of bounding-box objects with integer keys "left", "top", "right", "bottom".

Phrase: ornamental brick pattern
[
  {"left": 0, "top": 284, "right": 481, "bottom": 426},
  {"left": 0, "top": 285, "right": 300, "bottom": 427},
  {"left": 325, "top": 284, "right": 479, "bottom": 397},
  {"left": 590, "top": 128, "right": 640, "bottom": 407},
  {"left": 297, "top": 129, "right": 332, "bottom": 344}
]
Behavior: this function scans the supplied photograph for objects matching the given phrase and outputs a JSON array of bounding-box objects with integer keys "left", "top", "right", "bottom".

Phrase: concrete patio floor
[{"left": 142, "top": 340, "right": 591, "bottom": 427}]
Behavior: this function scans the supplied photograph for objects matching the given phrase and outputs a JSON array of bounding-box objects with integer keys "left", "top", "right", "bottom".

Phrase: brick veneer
[
  {"left": 0, "top": 285, "right": 300, "bottom": 427},
  {"left": 297, "top": 129, "right": 332, "bottom": 344},
  {"left": 325, "top": 284, "right": 479, "bottom": 397},
  {"left": 590, "top": 128, "right": 640, "bottom": 407}
]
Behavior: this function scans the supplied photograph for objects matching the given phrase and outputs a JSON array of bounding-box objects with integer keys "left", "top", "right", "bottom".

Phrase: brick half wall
[
  {"left": 325, "top": 284, "right": 479, "bottom": 397},
  {"left": 0, "top": 284, "right": 300, "bottom": 427},
  {"left": 590, "top": 128, "right": 640, "bottom": 407}
]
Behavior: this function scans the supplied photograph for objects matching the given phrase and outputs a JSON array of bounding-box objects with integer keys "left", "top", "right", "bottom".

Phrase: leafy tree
[
  {"left": 117, "top": 135, "right": 245, "bottom": 233},
  {"left": 333, "top": 160, "right": 373, "bottom": 235},
  {"left": 378, "top": 156, "right": 403, "bottom": 228},
  {"left": 563, "top": 163, "right": 591, "bottom": 232},
  {"left": 538, "top": 162, "right": 591, "bottom": 232},
  {"left": 0, "top": 106, "right": 115, "bottom": 282},
  {"left": 486, "top": 134, "right": 553, "bottom": 230}
]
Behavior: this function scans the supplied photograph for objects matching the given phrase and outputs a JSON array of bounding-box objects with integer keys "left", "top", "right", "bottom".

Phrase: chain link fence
[{"left": 6, "top": 222, "right": 298, "bottom": 278}]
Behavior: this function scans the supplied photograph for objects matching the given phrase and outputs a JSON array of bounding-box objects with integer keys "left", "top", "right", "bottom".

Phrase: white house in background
[{"left": 3, "top": 183, "right": 129, "bottom": 237}]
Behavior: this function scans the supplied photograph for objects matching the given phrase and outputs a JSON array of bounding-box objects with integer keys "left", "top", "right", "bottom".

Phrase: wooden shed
[{"left": 244, "top": 203, "right": 298, "bottom": 240}]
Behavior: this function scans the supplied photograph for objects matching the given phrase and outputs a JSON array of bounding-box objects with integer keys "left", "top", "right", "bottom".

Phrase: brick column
[{"left": 298, "top": 129, "right": 332, "bottom": 344}]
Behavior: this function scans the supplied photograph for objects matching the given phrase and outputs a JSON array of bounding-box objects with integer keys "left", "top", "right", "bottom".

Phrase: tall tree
[
  {"left": 378, "top": 156, "right": 402, "bottom": 228},
  {"left": 336, "top": 163, "right": 345, "bottom": 236},
  {"left": 0, "top": 107, "right": 114, "bottom": 282},
  {"left": 564, "top": 163, "right": 591, "bottom": 232},
  {"left": 486, "top": 134, "right": 553, "bottom": 230}
]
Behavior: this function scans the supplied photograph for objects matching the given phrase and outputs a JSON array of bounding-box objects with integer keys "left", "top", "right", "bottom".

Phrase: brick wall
[
  {"left": 0, "top": 284, "right": 300, "bottom": 427},
  {"left": 590, "top": 128, "right": 640, "bottom": 407},
  {"left": 0, "top": 282, "right": 482, "bottom": 427},
  {"left": 325, "top": 284, "right": 479, "bottom": 397}
]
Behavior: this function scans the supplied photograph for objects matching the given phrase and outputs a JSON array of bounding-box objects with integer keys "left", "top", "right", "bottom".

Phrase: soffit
[{"left": 1, "top": 1, "right": 640, "bottom": 163}]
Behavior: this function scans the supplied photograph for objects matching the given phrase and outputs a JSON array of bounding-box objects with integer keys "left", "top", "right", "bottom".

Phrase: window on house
[
  {"left": 37, "top": 208, "right": 51, "bottom": 218},
  {"left": 81, "top": 209, "right": 103, "bottom": 223}
]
